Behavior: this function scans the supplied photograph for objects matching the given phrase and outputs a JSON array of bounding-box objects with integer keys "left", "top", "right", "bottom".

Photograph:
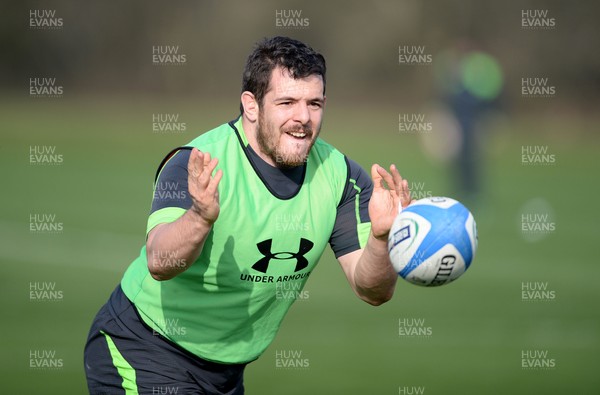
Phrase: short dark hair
[{"left": 240, "top": 36, "right": 326, "bottom": 113}]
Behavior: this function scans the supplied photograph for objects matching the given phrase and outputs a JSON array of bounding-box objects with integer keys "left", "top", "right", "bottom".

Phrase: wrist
[
  {"left": 368, "top": 232, "right": 390, "bottom": 254},
  {"left": 186, "top": 208, "right": 216, "bottom": 230},
  {"left": 371, "top": 230, "right": 390, "bottom": 243}
]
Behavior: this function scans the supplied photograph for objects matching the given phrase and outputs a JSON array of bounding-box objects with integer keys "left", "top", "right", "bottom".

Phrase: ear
[{"left": 241, "top": 91, "right": 259, "bottom": 122}]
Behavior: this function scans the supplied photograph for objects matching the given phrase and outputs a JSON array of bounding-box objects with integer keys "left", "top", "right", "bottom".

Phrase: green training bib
[{"left": 121, "top": 118, "right": 348, "bottom": 363}]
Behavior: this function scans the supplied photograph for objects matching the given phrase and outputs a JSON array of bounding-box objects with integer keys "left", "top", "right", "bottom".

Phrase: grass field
[{"left": 1, "top": 97, "right": 598, "bottom": 394}]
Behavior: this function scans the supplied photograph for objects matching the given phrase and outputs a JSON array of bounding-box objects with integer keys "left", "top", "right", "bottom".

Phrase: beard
[{"left": 256, "top": 112, "right": 320, "bottom": 169}]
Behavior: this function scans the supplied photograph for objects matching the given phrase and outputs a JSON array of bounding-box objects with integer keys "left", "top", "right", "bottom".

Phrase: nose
[{"left": 293, "top": 102, "right": 310, "bottom": 125}]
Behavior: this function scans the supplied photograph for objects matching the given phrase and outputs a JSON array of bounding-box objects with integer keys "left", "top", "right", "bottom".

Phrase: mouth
[
  {"left": 284, "top": 130, "right": 310, "bottom": 140},
  {"left": 286, "top": 131, "right": 307, "bottom": 139}
]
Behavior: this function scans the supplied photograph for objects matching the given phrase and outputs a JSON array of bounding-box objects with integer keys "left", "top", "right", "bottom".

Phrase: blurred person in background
[{"left": 434, "top": 39, "right": 504, "bottom": 205}]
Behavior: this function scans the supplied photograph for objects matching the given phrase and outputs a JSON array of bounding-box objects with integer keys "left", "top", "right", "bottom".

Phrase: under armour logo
[{"left": 251, "top": 238, "right": 314, "bottom": 273}]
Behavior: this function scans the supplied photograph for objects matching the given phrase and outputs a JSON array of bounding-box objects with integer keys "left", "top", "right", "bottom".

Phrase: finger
[
  {"left": 389, "top": 164, "right": 414, "bottom": 208},
  {"left": 376, "top": 165, "right": 395, "bottom": 191},
  {"left": 188, "top": 148, "right": 204, "bottom": 179},
  {"left": 206, "top": 157, "right": 219, "bottom": 178},
  {"left": 198, "top": 157, "right": 219, "bottom": 188},
  {"left": 390, "top": 164, "right": 403, "bottom": 196},
  {"left": 370, "top": 164, "right": 384, "bottom": 188},
  {"left": 402, "top": 179, "right": 412, "bottom": 207},
  {"left": 202, "top": 152, "right": 212, "bottom": 169},
  {"left": 206, "top": 168, "right": 223, "bottom": 197}
]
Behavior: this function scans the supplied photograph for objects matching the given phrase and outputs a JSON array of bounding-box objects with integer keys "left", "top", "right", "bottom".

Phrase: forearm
[
  {"left": 354, "top": 232, "right": 398, "bottom": 305},
  {"left": 146, "top": 209, "right": 213, "bottom": 281}
]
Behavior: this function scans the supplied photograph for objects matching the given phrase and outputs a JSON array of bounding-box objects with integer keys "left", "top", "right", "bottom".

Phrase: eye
[{"left": 309, "top": 101, "right": 322, "bottom": 109}]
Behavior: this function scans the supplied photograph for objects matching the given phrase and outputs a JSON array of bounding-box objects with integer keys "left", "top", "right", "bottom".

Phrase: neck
[{"left": 241, "top": 114, "right": 278, "bottom": 167}]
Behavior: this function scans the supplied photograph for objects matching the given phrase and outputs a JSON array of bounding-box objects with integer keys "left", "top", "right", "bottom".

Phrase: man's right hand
[
  {"left": 187, "top": 148, "right": 223, "bottom": 226},
  {"left": 146, "top": 148, "right": 223, "bottom": 281}
]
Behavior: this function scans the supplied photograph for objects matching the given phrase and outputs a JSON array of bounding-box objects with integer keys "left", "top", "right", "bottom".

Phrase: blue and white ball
[{"left": 388, "top": 197, "right": 477, "bottom": 287}]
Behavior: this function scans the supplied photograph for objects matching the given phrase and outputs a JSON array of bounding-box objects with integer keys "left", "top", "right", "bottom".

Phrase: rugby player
[{"left": 84, "top": 36, "right": 413, "bottom": 394}]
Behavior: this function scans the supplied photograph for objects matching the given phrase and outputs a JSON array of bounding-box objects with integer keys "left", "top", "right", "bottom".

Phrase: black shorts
[{"left": 84, "top": 285, "right": 246, "bottom": 395}]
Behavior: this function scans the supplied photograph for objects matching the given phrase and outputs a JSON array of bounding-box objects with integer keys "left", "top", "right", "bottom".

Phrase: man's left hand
[{"left": 368, "top": 164, "right": 413, "bottom": 241}]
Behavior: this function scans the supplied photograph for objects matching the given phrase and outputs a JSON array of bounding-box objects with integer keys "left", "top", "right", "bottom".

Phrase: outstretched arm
[
  {"left": 338, "top": 164, "right": 412, "bottom": 305},
  {"left": 146, "top": 148, "right": 222, "bottom": 281}
]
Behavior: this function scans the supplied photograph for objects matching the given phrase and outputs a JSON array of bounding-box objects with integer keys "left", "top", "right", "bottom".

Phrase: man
[{"left": 84, "top": 36, "right": 413, "bottom": 394}]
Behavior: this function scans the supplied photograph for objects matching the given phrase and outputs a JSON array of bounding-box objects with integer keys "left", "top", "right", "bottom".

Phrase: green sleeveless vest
[{"left": 121, "top": 118, "right": 348, "bottom": 363}]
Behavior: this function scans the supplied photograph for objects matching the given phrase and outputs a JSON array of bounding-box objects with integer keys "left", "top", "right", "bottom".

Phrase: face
[{"left": 256, "top": 67, "right": 325, "bottom": 168}]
